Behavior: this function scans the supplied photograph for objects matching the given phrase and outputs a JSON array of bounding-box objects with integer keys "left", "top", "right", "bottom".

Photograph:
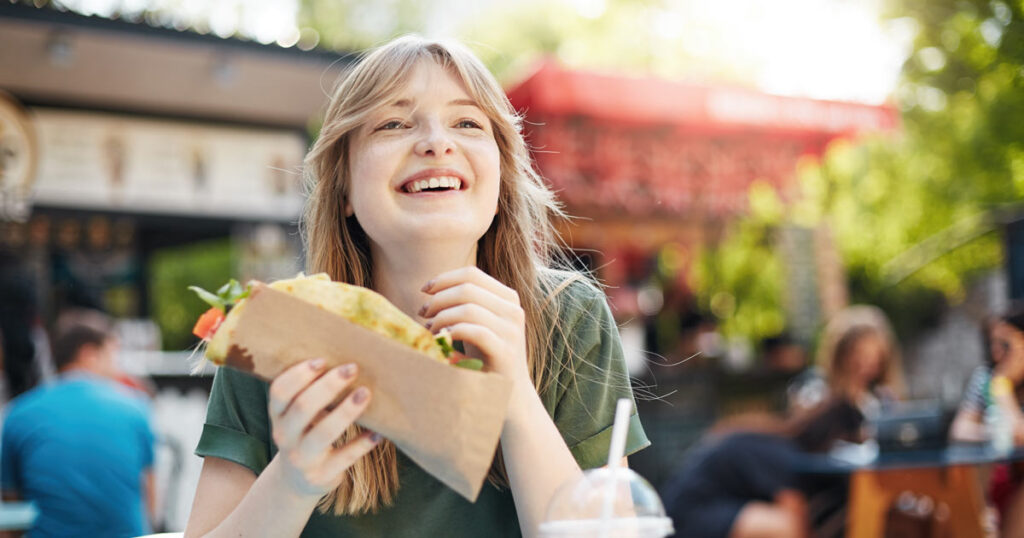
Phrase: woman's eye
[
  {"left": 456, "top": 119, "right": 483, "bottom": 129},
  {"left": 377, "top": 120, "right": 405, "bottom": 131}
]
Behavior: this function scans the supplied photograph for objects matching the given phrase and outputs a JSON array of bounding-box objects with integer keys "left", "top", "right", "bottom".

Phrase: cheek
[
  {"left": 347, "top": 147, "right": 392, "bottom": 211},
  {"left": 473, "top": 141, "right": 502, "bottom": 196}
]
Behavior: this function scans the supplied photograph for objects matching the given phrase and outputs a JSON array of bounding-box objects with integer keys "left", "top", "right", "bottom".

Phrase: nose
[{"left": 413, "top": 121, "right": 455, "bottom": 157}]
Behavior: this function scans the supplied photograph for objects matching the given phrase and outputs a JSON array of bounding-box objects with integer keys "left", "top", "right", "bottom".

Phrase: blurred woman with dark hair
[
  {"left": 789, "top": 305, "right": 906, "bottom": 419},
  {"left": 661, "top": 397, "right": 864, "bottom": 538},
  {"left": 950, "top": 303, "right": 1024, "bottom": 536}
]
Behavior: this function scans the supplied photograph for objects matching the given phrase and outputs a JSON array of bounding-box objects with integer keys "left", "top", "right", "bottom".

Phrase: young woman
[
  {"left": 950, "top": 305, "right": 1024, "bottom": 536},
  {"left": 184, "top": 36, "right": 648, "bottom": 538},
  {"left": 788, "top": 305, "right": 906, "bottom": 418}
]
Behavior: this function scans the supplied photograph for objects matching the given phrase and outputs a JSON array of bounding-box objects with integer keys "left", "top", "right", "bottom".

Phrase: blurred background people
[
  {"left": 760, "top": 332, "right": 809, "bottom": 378},
  {"left": 951, "top": 304, "right": 1024, "bottom": 443},
  {"left": 0, "top": 310, "right": 156, "bottom": 538},
  {"left": 0, "top": 252, "right": 52, "bottom": 404},
  {"left": 789, "top": 305, "right": 907, "bottom": 419},
  {"left": 950, "top": 304, "right": 1024, "bottom": 537},
  {"left": 661, "top": 397, "right": 864, "bottom": 538}
]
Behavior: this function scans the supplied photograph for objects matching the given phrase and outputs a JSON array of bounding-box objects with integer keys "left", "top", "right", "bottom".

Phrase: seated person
[
  {"left": 661, "top": 398, "right": 864, "bottom": 538},
  {"left": 789, "top": 305, "right": 906, "bottom": 419},
  {"left": 950, "top": 304, "right": 1024, "bottom": 536},
  {"left": 1, "top": 311, "right": 156, "bottom": 538}
]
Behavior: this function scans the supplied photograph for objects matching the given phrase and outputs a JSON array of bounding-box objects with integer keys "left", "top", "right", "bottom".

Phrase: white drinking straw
[
  {"left": 599, "top": 398, "right": 633, "bottom": 538},
  {"left": 606, "top": 398, "right": 633, "bottom": 468}
]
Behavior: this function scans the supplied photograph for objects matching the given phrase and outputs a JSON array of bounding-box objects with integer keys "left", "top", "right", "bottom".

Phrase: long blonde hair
[
  {"left": 302, "top": 35, "right": 577, "bottom": 515},
  {"left": 815, "top": 305, "right": 907, "bottom": 400}
]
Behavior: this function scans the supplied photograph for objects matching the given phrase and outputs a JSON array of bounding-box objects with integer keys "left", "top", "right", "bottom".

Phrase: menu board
[{"left": 30, "top": 108, "right": 307, "bottom": 221}]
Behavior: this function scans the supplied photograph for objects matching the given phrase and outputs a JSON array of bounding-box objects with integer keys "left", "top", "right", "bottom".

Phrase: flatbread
[{"left": 207, "top": 273, "right": 446, "bottom": 364}]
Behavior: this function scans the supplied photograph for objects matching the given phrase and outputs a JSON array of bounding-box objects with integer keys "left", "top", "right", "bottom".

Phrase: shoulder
[
  {"left": 3, "top": 384, "right": 51, "bottom": 423},
  {"left": 538, "top": 268, "right": 609, "bottom": 327},
  {"left": 967, "top": 366, "right": 990, "bottom": 385}
]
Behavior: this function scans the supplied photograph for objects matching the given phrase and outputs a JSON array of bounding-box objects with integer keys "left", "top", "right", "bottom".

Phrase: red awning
[
  {"left": 505, "top": 61, "right": 899, "bottom": 217},
  {"left": 507, "top": 60, "right": 899, "bottom": 137}
]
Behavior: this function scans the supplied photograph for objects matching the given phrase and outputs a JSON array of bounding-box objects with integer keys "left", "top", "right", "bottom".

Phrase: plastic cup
[{"left": 538, "top": 467, "right": 674, "bottom": 538}]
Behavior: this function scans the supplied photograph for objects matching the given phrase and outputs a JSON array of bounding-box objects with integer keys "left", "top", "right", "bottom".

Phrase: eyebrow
[{"left": 385, "top": 98, "right": 481, "bottom": 108}]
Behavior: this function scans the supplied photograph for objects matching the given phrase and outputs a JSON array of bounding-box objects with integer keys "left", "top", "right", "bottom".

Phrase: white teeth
[{"left": 404, "top": 176, "right": 463, "bottom": 193}]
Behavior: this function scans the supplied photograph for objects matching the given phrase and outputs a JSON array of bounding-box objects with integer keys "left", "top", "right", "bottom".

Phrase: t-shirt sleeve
[
  {"left": 958, "top": 366, "right": 990, "bottom": 415},
  {"left": 195, "top": 366, "right": 273, "bottom": 475},
  {"left": 548, "top": 280, "right": 650, "bottom": 470}
]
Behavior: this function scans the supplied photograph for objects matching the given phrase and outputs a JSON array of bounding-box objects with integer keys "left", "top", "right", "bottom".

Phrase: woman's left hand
[{"left": 420, "top": 267, "right": 531, "bottom": 389}]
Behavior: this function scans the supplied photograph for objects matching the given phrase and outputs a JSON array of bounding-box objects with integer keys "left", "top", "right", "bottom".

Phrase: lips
[{"left": 398, "top": 169, "right": 468, "bottom": 194}]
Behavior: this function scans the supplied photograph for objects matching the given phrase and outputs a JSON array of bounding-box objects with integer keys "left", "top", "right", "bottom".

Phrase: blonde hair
[
  {"left": 302, "top": 35, "right": 577, "bottom": 515},
  {"left": 815, "top": 305, "right": 907, "bottom": 400}
]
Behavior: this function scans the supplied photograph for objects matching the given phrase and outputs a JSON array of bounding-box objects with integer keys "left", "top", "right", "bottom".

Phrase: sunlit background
[{"left": 1, "top": 0, "right": 1022, "bottom": 533}]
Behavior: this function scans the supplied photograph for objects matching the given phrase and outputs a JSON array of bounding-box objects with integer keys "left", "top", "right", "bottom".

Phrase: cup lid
[
  {"left": 538, "top": 517, "right": 674, "bottom": 538},
  {"left": 540, "top": 467, "right": 673, "bottom": 537}
]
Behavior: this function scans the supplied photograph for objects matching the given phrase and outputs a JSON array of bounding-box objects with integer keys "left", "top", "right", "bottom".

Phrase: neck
[
  {"left": 371, "top": 241, "right": 478, "bottom": 320},
  {"left": 59, "top": 364, "right": 97, "bottom": 377}
]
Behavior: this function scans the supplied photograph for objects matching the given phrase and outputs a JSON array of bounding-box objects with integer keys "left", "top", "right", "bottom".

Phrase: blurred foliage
[
  {"left": 691, "top": 183, "right": 787, "bottom": 342},
  {"left": 297, "top": 0, "right": 427, "bottom": 51},
  {"left": 459, "top": 0, "right": 749, "bottom": 85},
  {"left": 696, "top": 0, "right": 1022, "bottom": 344},
  {"left": 298, "top": 0, "right": 753, "bottom": 85},
  {"left": 149, "top": 239, "right": 235, "bottom": 351}
]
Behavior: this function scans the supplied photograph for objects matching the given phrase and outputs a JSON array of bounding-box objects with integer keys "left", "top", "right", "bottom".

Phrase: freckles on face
[{"left": 344, "top": 61, "right": 501, "bottom": 248}]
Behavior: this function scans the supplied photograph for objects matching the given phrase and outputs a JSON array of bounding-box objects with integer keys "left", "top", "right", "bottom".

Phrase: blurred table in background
[{"left": 803, "top": 444, "right": 1024, "bottom": 538}]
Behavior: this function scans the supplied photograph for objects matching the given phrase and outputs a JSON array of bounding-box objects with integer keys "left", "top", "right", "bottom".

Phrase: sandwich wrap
[{"left": 192, "top": 274, "right": 512, "bottom": 501}]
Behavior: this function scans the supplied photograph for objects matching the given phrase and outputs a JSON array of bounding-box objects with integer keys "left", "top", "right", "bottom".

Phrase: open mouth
[{"left": 402, "top": 176, "right": 464, "bottom": 194}]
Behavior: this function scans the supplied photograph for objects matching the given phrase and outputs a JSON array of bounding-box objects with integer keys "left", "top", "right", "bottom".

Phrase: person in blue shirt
[{"left": 1, "top": 311, "right": 156, "bottom": 538}]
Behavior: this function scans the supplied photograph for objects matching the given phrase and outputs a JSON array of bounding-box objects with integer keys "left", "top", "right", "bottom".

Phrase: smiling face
[{"left": 345, "top": 60, "right": 501, "bottom": 255}]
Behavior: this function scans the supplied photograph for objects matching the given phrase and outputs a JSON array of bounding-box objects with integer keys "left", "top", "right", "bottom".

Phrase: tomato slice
[{"left": 192, "top": 307, "right": 225, "bottom": 340}]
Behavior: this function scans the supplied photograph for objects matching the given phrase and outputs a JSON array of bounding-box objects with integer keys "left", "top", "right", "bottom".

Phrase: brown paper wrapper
[{"left": 221, "top": 284, "right": 512, "bottom": 501}]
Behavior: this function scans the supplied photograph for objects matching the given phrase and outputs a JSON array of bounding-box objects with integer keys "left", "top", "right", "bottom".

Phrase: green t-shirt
[{"left": 195, "top": 277, "right": 650, "bottom": 537}]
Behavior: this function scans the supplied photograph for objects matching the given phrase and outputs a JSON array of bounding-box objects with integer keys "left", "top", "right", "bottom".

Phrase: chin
[{"left": 387, "top": 220, "right": 491, "bottom": 246}]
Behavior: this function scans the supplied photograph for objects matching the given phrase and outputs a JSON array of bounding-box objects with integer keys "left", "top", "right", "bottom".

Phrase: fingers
[
  {"left": 427, "top": 302, "right": 506, "bottom": 335},
  {"left": 421, "top": 266, "right": 520, "bottom": 305},
  {"left": 276, "top": 364, "right": 358, "bottom": 447},
  {"left": 300, "top": 386, "right": 372, "bottom": 458},
  {"left": 443, "top": 322, "right": 505, "bottom": 365},
  {"left": 268, "top": 358, "right": 328, "bottom": 417},
  {"left": 420, "top": 281, "right": 523, "bottom": 322},
  {"left": 321, "top": 431, "right": 383, "bottom": 480}
]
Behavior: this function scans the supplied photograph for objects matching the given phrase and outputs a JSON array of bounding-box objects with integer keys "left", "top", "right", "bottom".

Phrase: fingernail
[
  {"left": 309, "top": 358, "right": 325, "bottom": 370},
  {"left": 338, "top": 364, "right": 357, "bottom": 378},
  {"left": 352, "top": 387, "right": 369, "bottom": 404},
  {"left": 418, "top": 303, "right": 428, "bottom": 316},
  {"left": 421, "top": 279, "right": 434, "bottom": 292},
  {"left": 424, "top": 320, "right": 432, "bottom": 330},
  {"left": 369, "top": 432, "right": 382, "bottom": 443}
]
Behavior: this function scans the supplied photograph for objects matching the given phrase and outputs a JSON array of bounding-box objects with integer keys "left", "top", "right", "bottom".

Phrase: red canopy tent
[
  {"left": 505, "top": 61, "right": 898, "bottom": 310},
  {"left": 507, "top": 60, "right": 898, "bottom": 217}
]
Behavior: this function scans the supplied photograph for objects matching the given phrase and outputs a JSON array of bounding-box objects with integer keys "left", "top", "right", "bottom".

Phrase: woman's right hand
[{"left": 267, "top": 358, "right": 379, "bottom": 498}]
